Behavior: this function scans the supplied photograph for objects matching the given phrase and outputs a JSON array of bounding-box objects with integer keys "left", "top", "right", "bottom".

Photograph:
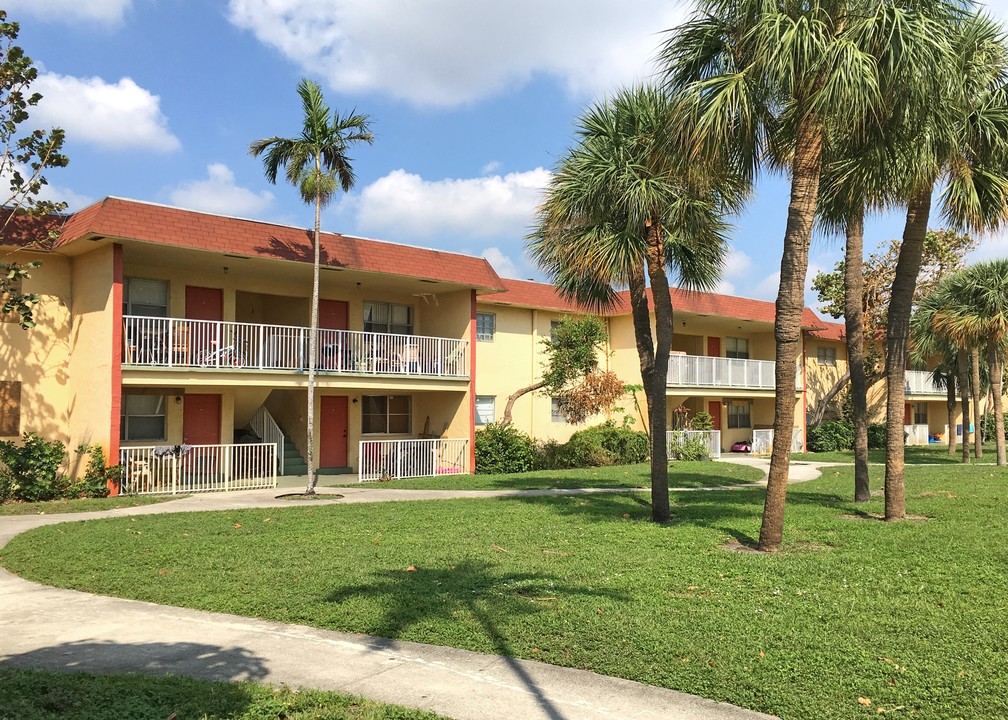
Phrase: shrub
[
  {"left": 867, "top": 423, "right": 887, "bottom": 450},
  {"left": 72, "top": 444, "right": 117, "bottom": 498},
  {"left": 474, "top": 423, "right": 536, "bottom": 474},
  {"left": 669, "top": 435, "right": 709, "bottom": 461},
  {"left": 690, "top": 411, "right": 714, "bottom": 431},
  {"left": 0, "top": 432, "right": 70, "bottom": 502},
  {"left": 806, "top": 420, "right": 855, "bottom": 453},
  {"left": 565, "top": 422, "right": 650, "bottom": 467}
]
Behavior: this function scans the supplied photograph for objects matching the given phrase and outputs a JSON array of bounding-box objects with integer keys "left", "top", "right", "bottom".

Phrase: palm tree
[
  {"left": 911, "top": 287, "right": 963, "bottom": 458},
  {"left": 529, "top": 85, "right": 745, "bottom": 523},
  {"left": 660, "top": 0, "right": 960, "bottom": 549},
  {"left": 933, "top": 260, "right": 1008, "bottom": 466},
  {"left": 882, "top": 12, "right": 1008, "bottom": 518},
  {"left": 250, "top": 79, "right": 373, "bottom": 495}
]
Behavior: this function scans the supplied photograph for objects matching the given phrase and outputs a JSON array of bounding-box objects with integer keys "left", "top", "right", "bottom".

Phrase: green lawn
[
  {"left": 0, "top": 495, "right": 181, "bottom": 516},
  {"left": 791, "top": 443, "right": 1000, "bottom": 464},
  {"left": 0, "top": 668, "right": 445, "bottom": 719},
  {"left": 323, "top": 460, "right": 763, "bottom": 490},
  {"left": 4, "top": 465, "right": 1007, "bottom": 720}
]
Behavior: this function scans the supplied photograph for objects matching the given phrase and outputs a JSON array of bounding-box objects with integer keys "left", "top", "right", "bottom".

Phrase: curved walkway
[{"left": 0, "top": 460, "right": 827, "bottom": 720}]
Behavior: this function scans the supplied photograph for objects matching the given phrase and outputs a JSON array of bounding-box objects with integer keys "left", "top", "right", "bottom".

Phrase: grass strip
[
  {"left": 4, "top": 464, "right": 1006, "bottom": 719},
  {"left": 0, "top": 495, "right": 182, "bottom": 516},
  {"left": 0, "top": 667, "right": 445, "bottom": 719}
]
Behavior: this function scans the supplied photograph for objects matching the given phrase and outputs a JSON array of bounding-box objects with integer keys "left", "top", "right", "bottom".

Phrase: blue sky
[{"left": 11, "top": 0, "right": 1008, "bottom": 310}]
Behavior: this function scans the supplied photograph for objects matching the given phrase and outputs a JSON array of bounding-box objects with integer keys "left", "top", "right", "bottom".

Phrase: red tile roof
[
  {"left": 56, "top": 197, "right": 506, "bottom": 292},
  {"left": 807, "top": 318, "right": 846, "bottom": 341},
  {"left": 0, "top": 209, "right": 63, "bottom": 249},
  {"left": 485, "top": 278, "right": 832, "bottom": 329}
]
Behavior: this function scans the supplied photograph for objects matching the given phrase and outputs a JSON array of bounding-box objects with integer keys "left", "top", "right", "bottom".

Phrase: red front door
[
  {"left": 708, "top": 401, "right": 722, "bottom": 431},
  {"left": 183, "top": 394, "right": 221, "bottom": 445},
  {"left": 186, "top": 286, "right": 223, "bottom": 321},
  {"left": 320, "top": 396, "right": 348, "bottom": 468},
  {"left": 319, "top": 299, "right": 348, "bottom": 330},
  {"left": 707, "top": 336, "right": 721, "bottom": 357}
]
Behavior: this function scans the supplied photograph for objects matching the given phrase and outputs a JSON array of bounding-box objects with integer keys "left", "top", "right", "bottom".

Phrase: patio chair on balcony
[
  {"left": 172, "top": 324, "right": 191, "bottom": 365},
  {"left": 397, "top": 343, "right": 420, "bottom": 373}
]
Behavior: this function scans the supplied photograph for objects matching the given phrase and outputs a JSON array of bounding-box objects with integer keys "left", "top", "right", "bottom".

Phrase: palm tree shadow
[{"left": 324, "top": 560, "right": 626, "bottom": 720}]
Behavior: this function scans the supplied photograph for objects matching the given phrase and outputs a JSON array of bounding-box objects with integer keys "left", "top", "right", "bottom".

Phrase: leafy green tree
[
  {"left": 661, "top": 0, "right": 959, "bottom": 547},
  {"left": 932, "top": 260, "right": 1008, "bottom": 466},
  {"left": 530, "top": 85, "right": 742, "bottom": 523},
  {"left": 499, "top": 315, "right": 625, "bottom": 426},
  {"left": 0, "top": 10, "right": 68, "bottom": 330},
  {"left": 250, "top": 79, "right": 372, "bottom": 496}
]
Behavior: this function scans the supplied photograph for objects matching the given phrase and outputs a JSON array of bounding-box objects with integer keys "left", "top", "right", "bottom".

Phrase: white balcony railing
[
  {"left": 358, "top": 438, "right": 469, "bottom": 482},
  {"left": 250, "top": 406, "right": 285, "bottom": 476},
  {"left": 752, "top": 427, "right": 804, "bottom": 455},
  {"left": 667, "top": 354, "right": 803, "bottom": 391},
  {"left": 905, "top": 370, "right": 944, "bottom": 396},
  {"left": 119, "top": 443, "right": 277, "bottom": 494},
  {"left": 667, "top": 430, "right": 722, "bottom": 459},
  {"left": 122, "top": 316, "right": 469, "bottom": 379}
]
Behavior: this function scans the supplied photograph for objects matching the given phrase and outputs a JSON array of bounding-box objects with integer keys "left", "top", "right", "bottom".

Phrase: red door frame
[
  {"left": 708, "top": 401, "right": 722, "bottom": 431},
  {"left": 183, "top": 394, "right": 222, "bottom": 445},
  {"left": 185, "top": 286, "right": 223, "bottom": 321},
  {"left": 320, "top": 396, "right": 348, "bottom": 468},
  {"left": 707, "top": 336, "right": 721, "bottom": 357}
]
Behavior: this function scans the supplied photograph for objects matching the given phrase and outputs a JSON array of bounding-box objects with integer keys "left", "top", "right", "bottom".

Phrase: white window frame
[
  {"left": 476, "top": 312, "right": 496, "bottom": 342},
  {"left": 817, "top": 345, "right": 837, "bottom": 366},
  {"left": 551, "top": 397, "right": 565, "bottom": 423},
  {"left": 727, "top": 400, "right": 751, "bottom": 429},
  {"left": 475, "top": 395, "right": 495, "bottom": 425},
  {"left": 913, "top": 402, "right": 928, "bottom": 426},
  {"left": 363, "top": 301, "right": 413, "bottom": 335},
  {"left": 726, "top": 337, "right": 749, "bottom": 359},
  {"left": 121, "top": 394, "right": 167, "bottom": 442},
  {"left": 361, "top": 394, "right": 412, "bottom": 435},
  {"left": 124, "top": 277, "right": 169, "bottom": 318}
]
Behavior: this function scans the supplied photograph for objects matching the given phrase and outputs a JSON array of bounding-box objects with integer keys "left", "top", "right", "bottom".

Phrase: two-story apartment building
[
  {"left": 3, "top": 197, "right": 971, "bottom": 491},
  {"left": 3, "top": 197, "right": 504, "bottom": 489}
]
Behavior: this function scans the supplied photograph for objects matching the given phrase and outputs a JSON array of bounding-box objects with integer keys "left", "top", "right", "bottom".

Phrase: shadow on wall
[{"left": 0, "top": 639, "right": 270, "bottom": 683}]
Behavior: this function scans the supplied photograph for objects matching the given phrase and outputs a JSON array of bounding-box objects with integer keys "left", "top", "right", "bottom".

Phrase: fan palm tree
[
  {"left": 882, "top": 12, "right": 1008, "bottom": 518},
  {"left": 529, "top": 85, "right": 746, "bottom": 523},
  {"left": 250, "top": 79, "right": 373, "bottom": 495},
  {"left": 911, "top": 287, "right": 964, "bottom": 458},
  {"left": 933, "top": 260, "right": 1008, "bottom": 465},
  {"left": 660, "top": 0, "right": 960, "bottom": 548}
]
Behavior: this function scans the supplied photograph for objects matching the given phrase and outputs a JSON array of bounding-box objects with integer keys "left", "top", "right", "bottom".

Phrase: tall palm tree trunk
[
  {"left": 760, "top": 117, "right": 823, "bottom": 552},
  {"left": 971, "top": 349, "right": 983, "bottom": 459},
  {"left": 845, "top": 206, "right": 870, "bottom": 502},
  {"left": 627, "top": 264, "right": 656, "bottom": 449},
  {"left": 305, "top": 187, "right": 322, "bottom": 495},
  {"left": 958, "top": 349, "right": 972, "bottom": 464},
  {"left": 885, "top": 189, "right": 932, "bottom": 521},
  {"left": 645, "top": 222, "right": 673, "bottom": 524},
  {"left": 946, "top": 373, "right": 957, "bottom": 456},
  {"left": 989, "top": 345, "right": 1006, "bottom": 466}
]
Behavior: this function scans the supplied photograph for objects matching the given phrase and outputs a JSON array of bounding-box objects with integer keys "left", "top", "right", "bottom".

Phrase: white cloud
[
  {"left": 226, "top": 0, "right": 686, "bottom": 107},
  {"left": 751, "top": 271, "right": 781, "bottom": 302},
  {"left": 5, "top": 0, "right": 131, "bottom": 24},
  {"left": 32, "top": 74, "right": 180, "bottom": 152},
  {"left": 722, "top": 248, "right": 753, "bottom": 279},
  {"left": 482, "top": 161, "right": 502, "bottom": 175},
  {"left": 169, "top": 164, "right": 274, "bottom": 217},
  {"left": 0, "top": 162, "right": 93, "bottom": 212},
  {"left": 353, "top": 168, "right": 551, "bottom": 241},
  {"left": 969, "top": 230, "right": 1008, "bottom": 263},
  {"left": 482, "top": 246, "right": 525, "bottom": 279},
  {"left": 713, "top": 280, "right": 737, "bottom": 296}
]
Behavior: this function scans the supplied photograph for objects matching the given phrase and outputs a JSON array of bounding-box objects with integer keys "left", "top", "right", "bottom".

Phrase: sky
[{"left": 10, "top": 0, "right": 1008, "bottom": 312}]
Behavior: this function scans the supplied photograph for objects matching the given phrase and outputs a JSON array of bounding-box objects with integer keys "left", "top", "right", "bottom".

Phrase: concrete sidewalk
[{"left": 0, "top": 468, "right": 812, "bottom": 720}]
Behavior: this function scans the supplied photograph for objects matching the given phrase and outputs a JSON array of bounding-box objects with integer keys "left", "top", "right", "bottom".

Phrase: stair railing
[{"left": 250, "top": 405, "right": 285, "bottom": 476}]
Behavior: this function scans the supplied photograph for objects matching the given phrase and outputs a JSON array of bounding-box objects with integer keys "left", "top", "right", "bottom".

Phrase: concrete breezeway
[{"left": 0, "top": 459, "right": 826, "bottom": 720}]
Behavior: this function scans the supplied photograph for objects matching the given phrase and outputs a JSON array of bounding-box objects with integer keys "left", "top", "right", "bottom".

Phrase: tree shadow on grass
[
  {"left": 0, "top": 666, "right": 263, "bottom": 719},
  {"left": 0, "top": 640, "right": 269, "bottom": 683},
  {"left": 324, "top": 560, "right": 627, "bottom": 720}
]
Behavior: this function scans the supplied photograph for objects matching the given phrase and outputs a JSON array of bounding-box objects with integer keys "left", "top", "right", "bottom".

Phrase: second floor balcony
[
  {"left": 666, "top": 354, "right": 803, "bottom": 392},
  {"left": 122, "top": 315, "right": 469, "bottom": 380},
  {"left": 905, "top": 369, "right": 945, "bottom": 396}
]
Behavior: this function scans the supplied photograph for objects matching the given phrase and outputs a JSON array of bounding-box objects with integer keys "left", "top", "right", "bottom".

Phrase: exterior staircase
[{"left": 281, "top": 436, "right": 308, "bottom": 477}]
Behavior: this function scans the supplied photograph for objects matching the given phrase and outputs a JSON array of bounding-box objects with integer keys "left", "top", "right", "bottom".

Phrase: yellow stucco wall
[
  {"left": 1, "top": 249, "right": 73, "bottom": 453},
  {"left": 66, "top": 246, "right": 116, "bottom": 463}
]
